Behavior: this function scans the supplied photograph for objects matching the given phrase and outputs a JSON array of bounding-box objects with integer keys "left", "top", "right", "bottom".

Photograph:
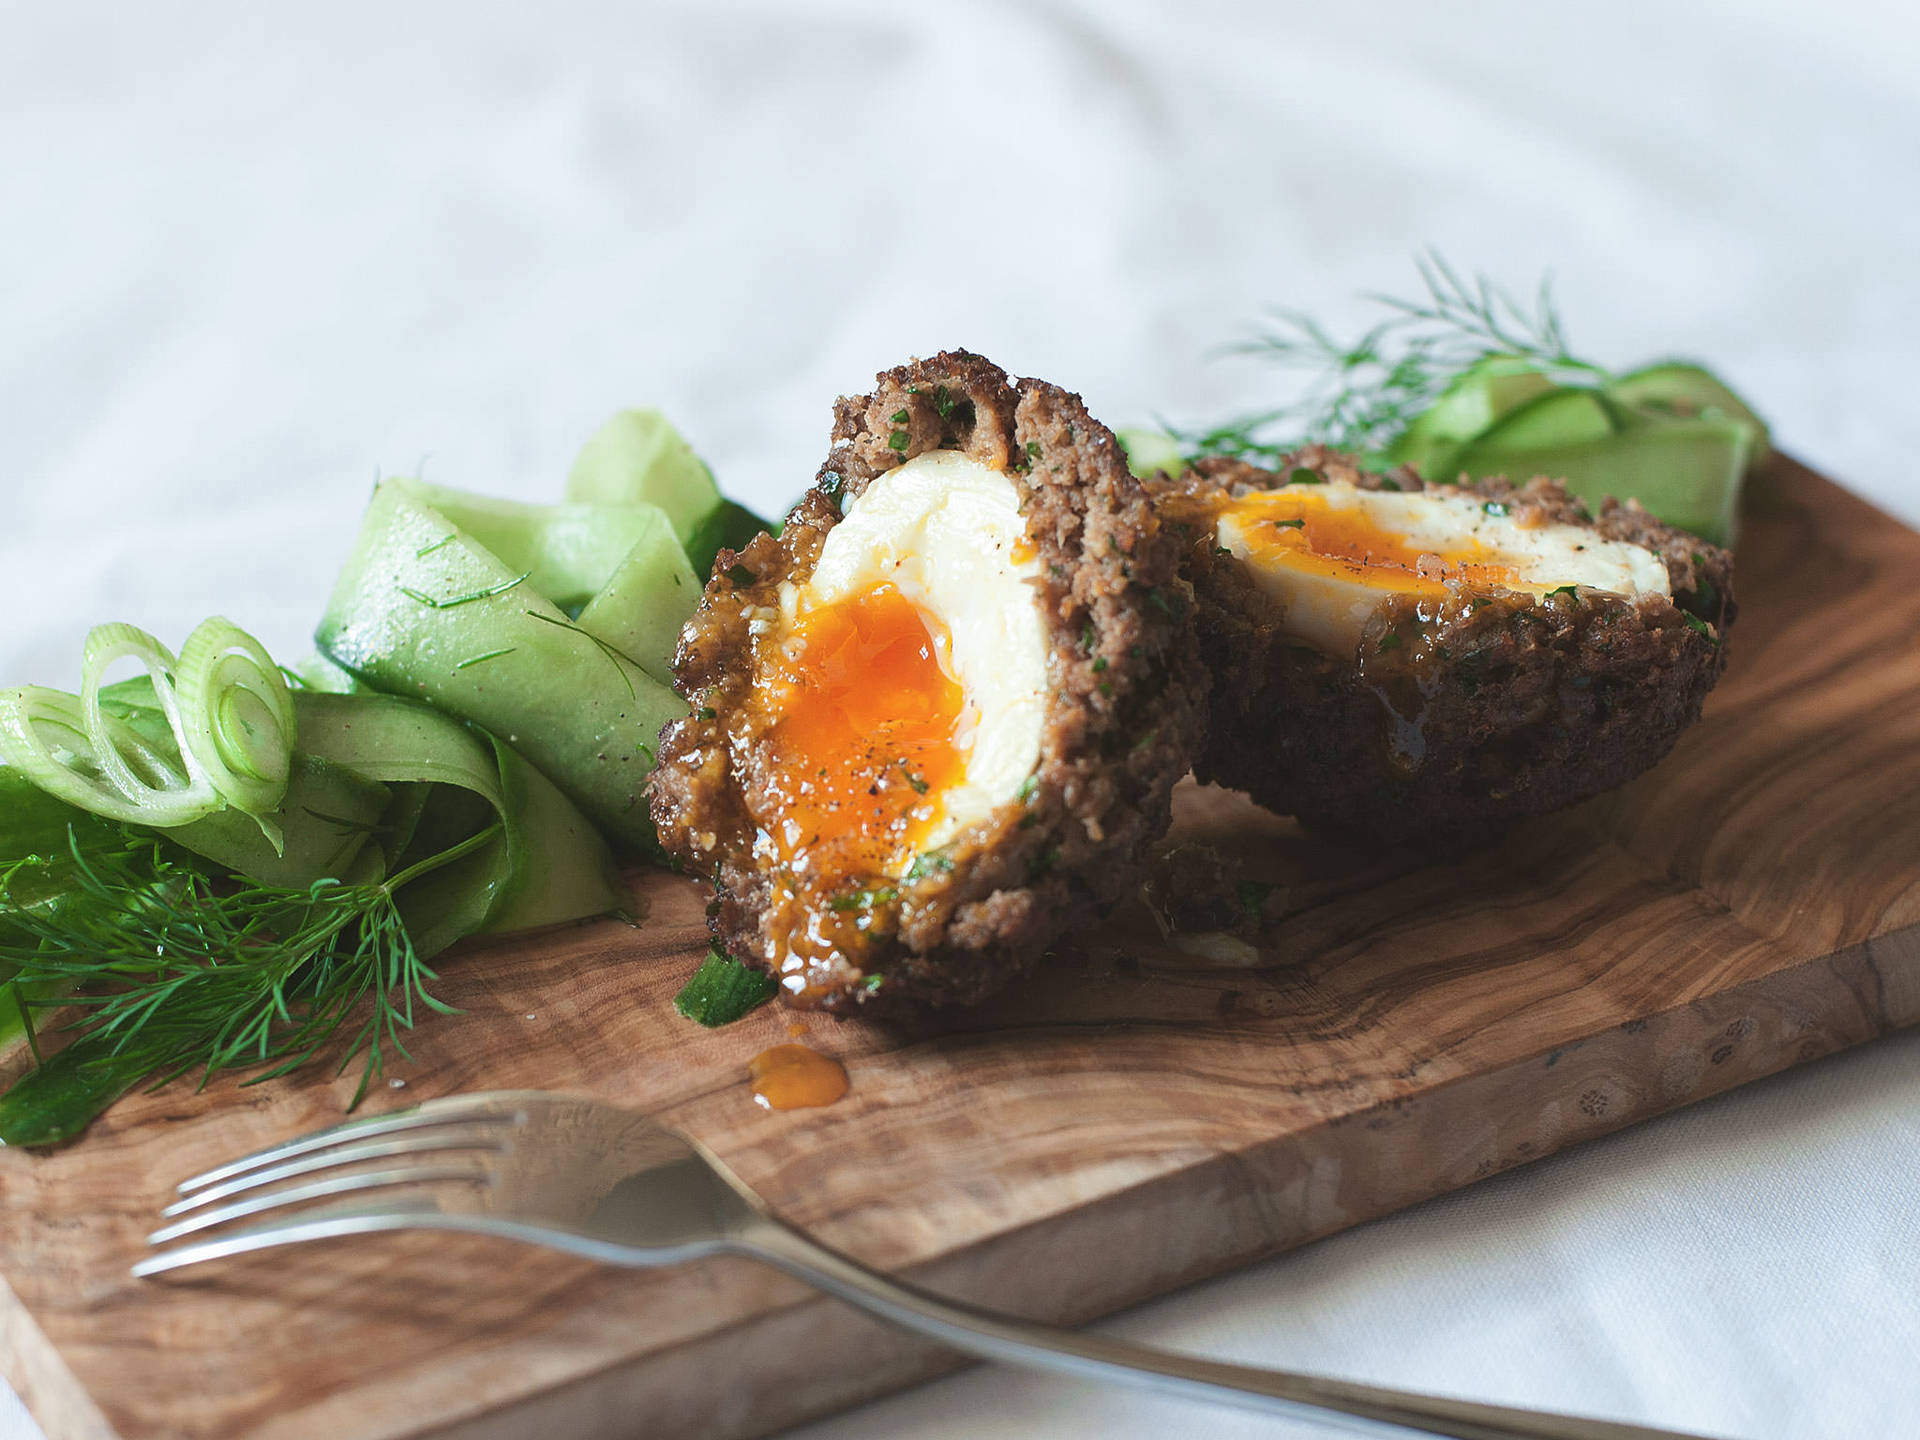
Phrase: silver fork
[{"left": 137, "top": 1091, "right": 1717, "bottom": 1440}]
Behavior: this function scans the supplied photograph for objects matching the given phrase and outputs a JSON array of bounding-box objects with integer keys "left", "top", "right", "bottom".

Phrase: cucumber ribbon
[
  {"left": 1384, "top": 358, "right": 1769, "bottom": 545},
  {"left": 315, "top": 409, "right": 770, "bottom": 855}
]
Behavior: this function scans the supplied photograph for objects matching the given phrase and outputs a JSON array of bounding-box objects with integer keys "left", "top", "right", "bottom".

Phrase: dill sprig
[
  {"left": 1185, "top": 252, "right": 1612, "bottom": 462},
  {"left": 0, "top": 830, "right": 469, "bottom": 1145}
]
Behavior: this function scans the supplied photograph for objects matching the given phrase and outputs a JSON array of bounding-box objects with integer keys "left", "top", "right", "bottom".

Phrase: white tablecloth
[{"left": 3, "top": 3, "right": 1917, "bottom": 1436}]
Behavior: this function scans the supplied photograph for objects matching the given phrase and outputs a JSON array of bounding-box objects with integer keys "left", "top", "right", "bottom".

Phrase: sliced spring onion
[
  {"left": 0, "top": 618, "right": 298, "bottom": 844},
  {"left": 77, "top": 623, "right": 210, "bottom": 815},
  {"left": 173, "top": 618, "right": 297, "bottom": 824},
  {"left": 0, "top": 682, "right": 210, "bottom": 828}
]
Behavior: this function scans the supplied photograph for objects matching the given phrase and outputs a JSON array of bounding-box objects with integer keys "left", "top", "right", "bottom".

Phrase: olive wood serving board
[{"left": 4, "top": 455, "right": 1919, "bottom": 1440}]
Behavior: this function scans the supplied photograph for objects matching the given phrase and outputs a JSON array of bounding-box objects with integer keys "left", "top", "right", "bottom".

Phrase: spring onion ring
[{"left": 0, "top": 618, "right": 295, "bottom": 846}]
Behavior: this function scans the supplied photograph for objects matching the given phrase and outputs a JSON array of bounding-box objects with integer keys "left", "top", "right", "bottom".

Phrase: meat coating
[
  {"left": 1152, "top": 446, "right": 1736, "bottom": 844},
  {"left": 649, "top": 351, "right": 1207, "bottom": 1011}
]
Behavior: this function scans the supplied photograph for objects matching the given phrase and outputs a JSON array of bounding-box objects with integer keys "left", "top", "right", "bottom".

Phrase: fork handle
[{"left": 737, "top": 1220, "right": 1714, "bottom": 1440}]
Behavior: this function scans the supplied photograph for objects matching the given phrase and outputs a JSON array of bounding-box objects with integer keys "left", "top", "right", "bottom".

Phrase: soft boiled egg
[
  {"left": 742, "top": 450, "right": 1046, "bottom": 908},
  {"left": 1213, "top": 479, "right": 1672, "bottom": 654}
]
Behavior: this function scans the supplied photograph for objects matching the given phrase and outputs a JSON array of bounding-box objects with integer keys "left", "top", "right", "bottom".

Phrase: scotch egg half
[
  {"left": 649, "top": 350, "right": 1206, "bottom": 1010},
  {"left": 1156, "top": 450, "right": 1734, "bottom": 844}
]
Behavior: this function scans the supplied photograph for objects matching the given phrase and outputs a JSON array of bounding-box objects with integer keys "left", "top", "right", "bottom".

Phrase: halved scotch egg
[
  {"left": 1151, "top": 446, "right": 1736, "bottom": 843},
  {"left": 650, "top": 352, "right": 1206, "bottom": 1010}
]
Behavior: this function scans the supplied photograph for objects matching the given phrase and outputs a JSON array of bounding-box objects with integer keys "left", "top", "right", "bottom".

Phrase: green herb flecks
[
  {"left": 521, "top": 609, "right": 637, "bottom": 702},
  {"left": 829, "top": 886, "right": 898, "bottom": 913},
  {"left": 905, "top": 850, "right": 953, "bottom": 881},
  {"left": 1270, "top": 517, "right": 1305, "bottom": 530},
  {"left": 398, "top": 571, "right": 531, "bottom": 610},
  {"left": 672, "top": 947, "right": 778, "bottom": 1028},
  {"left": 1687, "top": 554, "right": 1722, "bottom": 619},
  {"left": 1147, "top": 588, "right": 1188, "bottom": 622},
  {"left": 1234, "top": 880, "right": 1276, "bottom": 924},
  {"left": 454, "top": 647, "right": 517, "bottom": 671}
]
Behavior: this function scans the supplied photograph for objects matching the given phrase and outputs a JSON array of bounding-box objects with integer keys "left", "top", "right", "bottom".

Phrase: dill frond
[
  {"left": 0, "top": 833, "right": 459, "bottom": 1145},
  {"left": 1186, "top": 251, "right": 1613, "bottom": 462}
]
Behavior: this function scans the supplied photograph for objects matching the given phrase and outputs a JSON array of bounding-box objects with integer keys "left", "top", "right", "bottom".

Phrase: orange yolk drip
[
  {"left": 747, "top": 582, "right": 967, "bottom": 910},
  {"left": 1223, "top": 491, "right": 1520, "bottom": 595},
  {"left": 748, "top": 1044, "right": 850, "bottom": 1110}
]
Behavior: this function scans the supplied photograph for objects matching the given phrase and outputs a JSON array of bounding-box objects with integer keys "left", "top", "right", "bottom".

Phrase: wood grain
[{"left": 3, "top": 454, "right": 1917, "bottom": 1440}]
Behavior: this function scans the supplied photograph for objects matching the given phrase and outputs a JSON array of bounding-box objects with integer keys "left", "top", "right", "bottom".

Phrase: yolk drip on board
[
  {"left": 1223, "top": 491, "right": 1520, "bottom": 598},
  {"left": 741, "top": 583, "right": 968, "bottom": 994},
  {"left": 748, "top": 1044, "right": 850, "bottom": 1111}
]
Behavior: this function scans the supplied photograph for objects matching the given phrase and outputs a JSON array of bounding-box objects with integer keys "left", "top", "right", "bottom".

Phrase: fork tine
[
  {"left": 134, "top": 1195, "right": 451, "bottom": 1278},
  {"left": 148, "top": 1161, "right": 491, "bottom": 1246},
  {"left": 175, "top": 1092, "right": 530, "bottom": 1195},
  {"left": 162, "top": 1123, "right": 509, "bottom": 1218}
]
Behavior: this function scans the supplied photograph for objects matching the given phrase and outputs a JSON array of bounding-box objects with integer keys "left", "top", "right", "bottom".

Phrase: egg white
[
  {"left": 779, "top": 450, "right": 1046, "bottom": 856},
  {"left": 1216, "top": 480, "right": 1673, "bottom": 655}
]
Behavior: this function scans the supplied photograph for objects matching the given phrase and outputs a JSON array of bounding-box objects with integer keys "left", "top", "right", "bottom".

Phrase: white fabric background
[{"left": 2, "top": 2, "right": 1917, "bottom": 1436}]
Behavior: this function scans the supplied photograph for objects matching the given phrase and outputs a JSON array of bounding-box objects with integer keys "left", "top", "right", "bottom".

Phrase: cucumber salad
[{"left": 0, "top": 411, "right": 766, "bottom": 1145}]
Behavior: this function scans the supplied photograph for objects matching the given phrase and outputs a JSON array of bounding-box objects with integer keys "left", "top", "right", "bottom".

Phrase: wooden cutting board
[{"left": 4, "top": 454, "right": 1918, "bottom": 1440}]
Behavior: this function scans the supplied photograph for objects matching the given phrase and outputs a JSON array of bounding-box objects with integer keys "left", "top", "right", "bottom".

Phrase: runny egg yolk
[
  {"left": 1211, "top": 480, "right": 1671, "bottom": 657},
  {"left": 1223, "top": 490, "right": 1521, "bottom": 599},
  {"left": 748, "top": 583, "right": 967, "bottom": 886},
  {"left": 734, "top": 448, "right": 1049, "bottom": 996}
]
